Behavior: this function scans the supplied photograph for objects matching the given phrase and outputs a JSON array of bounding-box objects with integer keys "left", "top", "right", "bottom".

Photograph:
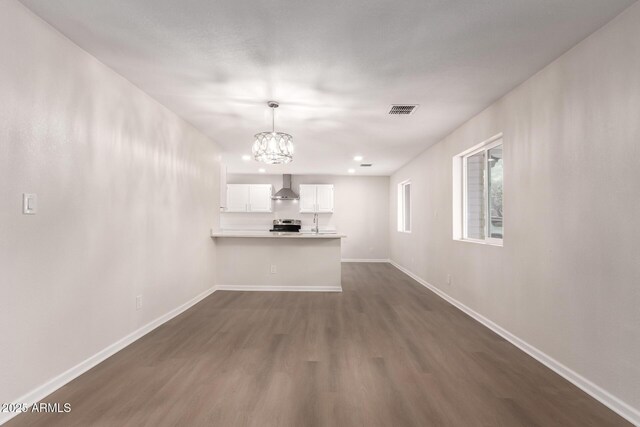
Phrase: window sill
[
  {"left": 454, "top": 238, "right": 503, "bottom": 247},
  {"left": 397, "top": 230, "right": 412, "bottom": 234}
]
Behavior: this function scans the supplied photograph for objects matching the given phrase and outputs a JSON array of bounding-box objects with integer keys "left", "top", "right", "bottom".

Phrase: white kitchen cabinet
[
  {"left": 299, "top": 184, "right": 334, "bottom": 213},
  {"left": 298, "top": 185, "right": 317, "bottom": 213},
  {"left": 248, "top": 185, "right": 273, "bottom": 212},
  {"left": 226, "top": 184, "right": 273, "bottom": 212},
  {"left": 315, "top": 185, "right": 334, "bottom": 213},
  {"left": 226, "top": 184, "right": 249, "bottom": 212}
]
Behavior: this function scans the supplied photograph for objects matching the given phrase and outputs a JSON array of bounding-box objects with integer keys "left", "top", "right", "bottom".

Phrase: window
[
  {"left": 453, "top": 135, "right": 503, "bottom": 245},
  {"left": 397, "top": 180, "right": 411, "bottom": 233}
]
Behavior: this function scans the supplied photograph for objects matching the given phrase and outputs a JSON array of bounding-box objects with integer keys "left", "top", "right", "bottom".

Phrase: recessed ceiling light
[
  {"left": 242, "top": 155, "right": 251, "bottom": 161},
  {"left": 258, "top": 168, "right": 266, "bottom": 173},
  {"left": 353, "top": 155, "right": 363, "bottom": 162},
  {"left": 348, "top": 168, "right": 355, "bottom": 174}
]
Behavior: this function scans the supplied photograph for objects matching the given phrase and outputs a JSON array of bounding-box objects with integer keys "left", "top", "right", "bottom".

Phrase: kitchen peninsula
[{"left": 211, "top": 230, "right": 346, "bottom": 292}]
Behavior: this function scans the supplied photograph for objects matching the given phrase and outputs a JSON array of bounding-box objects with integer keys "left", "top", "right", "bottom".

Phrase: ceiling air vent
[
  {"left": 360, "top": 163, "right": 373, "bottom": 167},
  {"left": 388, "top": 104, "right": 418, "bottom": 115}
]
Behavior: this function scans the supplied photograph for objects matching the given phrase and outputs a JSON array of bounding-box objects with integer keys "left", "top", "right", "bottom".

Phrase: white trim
[
  {"left": 456, "top": 132, "right": 504, "bottom": 157},
  {"left": 0, "top": 286, "right": 217, "bottom": 426},
  {"left": 485, "top": 236, "right": 504, "bottom": 246},
  {"left": 215, "top": 285, "right": 342, "bottom": 292},
  {"left": 452, "top": 156, "right": 463, "bottom": 240},
  {"left": 455, "top": 237, "right": 504, "bottom": 247},
  {"left": 388, "top": 260, "right": 640, "bottom": 426},
  {"left": 341, "top": 258, "right": 391, "bottom": 263},
  {"left": 397, "top": 179, "right": 411, "bottom": 233}
]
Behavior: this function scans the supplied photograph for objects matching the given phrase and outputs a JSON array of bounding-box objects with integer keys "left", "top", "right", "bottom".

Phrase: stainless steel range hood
[{"left": 272, "top": 174, "right": 299, "bottom": 200}]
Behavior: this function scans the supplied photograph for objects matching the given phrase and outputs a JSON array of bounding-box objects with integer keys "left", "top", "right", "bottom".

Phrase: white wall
[
  {"left": 0, "top": 0, "right": 221, "bottom": 408},
  {"left": 389, "top": 2, "right": 640, "bottom": 421},
  {"left": 221, "top": 174, "right": 390, "bottom": 260}
]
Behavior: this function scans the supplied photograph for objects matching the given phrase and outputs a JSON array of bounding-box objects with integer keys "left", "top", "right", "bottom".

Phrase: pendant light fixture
[{"left": 252, "top": 101, "right": 294, "bottom": 164}]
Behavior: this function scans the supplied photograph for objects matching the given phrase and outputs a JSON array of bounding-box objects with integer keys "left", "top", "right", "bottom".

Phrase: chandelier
[{"left": 252, "top": 101, "right": 294, "bottom": 164}]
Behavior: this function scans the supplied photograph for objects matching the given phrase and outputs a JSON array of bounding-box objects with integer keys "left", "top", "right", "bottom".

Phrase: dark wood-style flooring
[{"left": 8, "top": 263, "right": 630, "bottom": 426}]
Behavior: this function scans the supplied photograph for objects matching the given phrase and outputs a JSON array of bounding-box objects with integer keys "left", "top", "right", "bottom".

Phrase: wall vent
[
  {"left": 360, "top": 163, "right": 373, "bottom": 167},
  {"left": 388, "top": 104, "right": 418, "bottom": 115}
]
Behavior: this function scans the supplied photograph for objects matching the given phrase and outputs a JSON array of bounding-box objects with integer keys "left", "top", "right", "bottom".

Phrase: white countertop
[{"left": 211, "top": 230, "right": 346, "bottom": 239}]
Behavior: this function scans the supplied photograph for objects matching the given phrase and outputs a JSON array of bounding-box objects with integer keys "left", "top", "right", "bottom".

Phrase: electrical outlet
[
  {"left": 270, "top": 265, "right": 277, "bottom": 274},
  {"left": 136, "top": 295, "right": 142, "bottom": 310},
  {"left": 446, "top": 274, "right": 452, "bottom": 285}
]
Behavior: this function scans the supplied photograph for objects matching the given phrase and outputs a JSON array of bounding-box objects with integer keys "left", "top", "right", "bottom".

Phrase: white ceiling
[{"left": 21, "top": 0, "right": 635, "bottom": 175}]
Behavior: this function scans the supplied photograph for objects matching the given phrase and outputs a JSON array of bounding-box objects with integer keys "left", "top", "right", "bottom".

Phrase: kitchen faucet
[{"left": 313, "top": 213, "right": 319, "bottom": 233}]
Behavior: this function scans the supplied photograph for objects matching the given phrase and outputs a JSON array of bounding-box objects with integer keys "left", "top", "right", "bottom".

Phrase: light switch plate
[{"left": 23, "top": 193, "right": 37, "bottom": 214}]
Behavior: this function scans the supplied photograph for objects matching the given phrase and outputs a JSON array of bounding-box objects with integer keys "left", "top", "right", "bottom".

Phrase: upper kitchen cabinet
[
  {"left": 226, "top": 184, "right": 273, "bottom": 212},
  {"left": 299, "top": 184, "right": 334, "bottom": 213},
  {"left": 248, "top": 185, "right": 273, "bottom": 212},
  {"left": 298, "top": 185, "right": 316, "bottom": 212},
  {"left": 316, "top": 185, "right": 334, "bottom": 213}
]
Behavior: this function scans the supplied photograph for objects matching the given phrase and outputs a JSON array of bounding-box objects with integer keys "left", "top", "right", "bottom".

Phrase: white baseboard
[
  {"left": 341, "top": 258, "right": 390, "bottom": 263},
  {"left": 0, "top": 286, "right": 217, "bottom": 426},
  {"left": 215, "top": 284, "right": 342, "bottom": 292},
  {"left": 388, "top": 260, "right": 640, "bottom": 426}
]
